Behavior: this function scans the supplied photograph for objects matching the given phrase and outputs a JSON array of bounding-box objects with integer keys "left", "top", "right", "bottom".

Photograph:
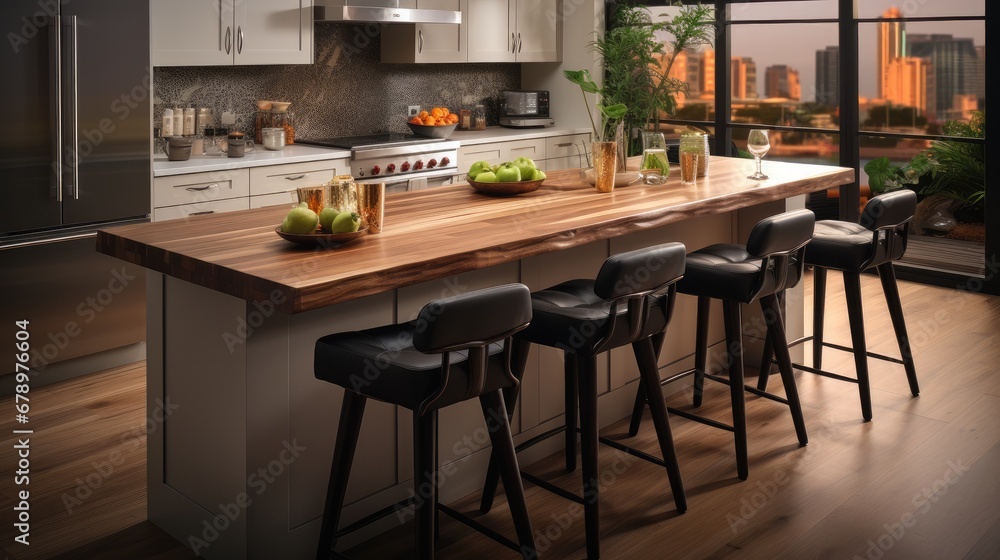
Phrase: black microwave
[{"left": 499, "top": 90, "right": 554, "bottom": 128}]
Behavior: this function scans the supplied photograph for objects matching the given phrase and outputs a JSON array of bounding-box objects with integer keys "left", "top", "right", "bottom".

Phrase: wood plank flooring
[{"left": 1, "top": 271, "right": 998, "bottom": 560}]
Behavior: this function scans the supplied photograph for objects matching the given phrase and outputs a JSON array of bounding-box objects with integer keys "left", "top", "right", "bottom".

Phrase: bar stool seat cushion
[
  {"left": 807, "top": 220, "right": 900, "bottom": 272},
  {"left": 678, "top": 243, "right": 792, "bottom": 304},
  {"left": 315, "top": 323, "right": 508, "bottom": 412},
  {"left": 517, "top": 279, "right": 668, "bottom": 354}
]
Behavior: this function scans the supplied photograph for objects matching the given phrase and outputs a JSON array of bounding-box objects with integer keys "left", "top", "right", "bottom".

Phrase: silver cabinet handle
[
  {"left": 225, "top": 26, "right": 232, "bottom": 55},
  {"left": 418, "top": 30, "right": 423, "bottom": 53},
  {"left": 554, "top": 142, "right": 573, "bottom": 147},
  {"left": 65, "top": 16, "right": 79, "bottom": 200},
  {"left": 284, "top": 174, "right": 308, "bottom": 181},
  {"left": 189, "top": 211, "right": 215, "bottom": 216},
  {"left": 517, "top": 32, "right": 522, "bottom": 53},
  {"left": 51, "top": 15, "right": 63, "bottom": 202},
  {"left": 511, "top": 32, "right": 515, "bottom": 53},
  {"left": 510, "top": 147, "right": 534, "bottom": 152},
  {"left": 237, "top": 26, "right": 244, "bottom": 54},
  {"left": 185, "top": 184, "right": 219, "bottom": 191}
]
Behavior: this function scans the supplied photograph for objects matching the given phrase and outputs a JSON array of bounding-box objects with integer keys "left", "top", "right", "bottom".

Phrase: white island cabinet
[{"left": 152, "top": 0, "right": 313, "bottom": 66}]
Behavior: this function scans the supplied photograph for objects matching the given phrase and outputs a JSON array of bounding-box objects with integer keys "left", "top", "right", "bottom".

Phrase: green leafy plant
[
  {"left": 563, "top": 69, "right": 628, "bottom": 143},
  {"left": 594, "top": 2, "right": 714, "bottom": 155}
]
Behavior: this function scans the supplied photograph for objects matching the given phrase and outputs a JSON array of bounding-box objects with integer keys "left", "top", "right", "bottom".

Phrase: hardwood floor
[{"left": 2, "top": 272, "right": 998, "bottom": 560}]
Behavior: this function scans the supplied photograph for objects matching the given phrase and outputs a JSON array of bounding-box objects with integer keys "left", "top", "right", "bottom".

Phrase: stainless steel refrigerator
[{"left": 1, "top": 0, "right": 150, "bottom": 389}]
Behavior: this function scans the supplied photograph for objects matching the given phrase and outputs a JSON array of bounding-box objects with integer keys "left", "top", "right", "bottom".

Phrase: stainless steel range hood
[{"left": 315, "top": 0, "right": 461, "bottom": 24}]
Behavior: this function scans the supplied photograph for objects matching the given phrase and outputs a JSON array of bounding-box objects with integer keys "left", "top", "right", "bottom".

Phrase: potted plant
[
  {"left": 594, "top": 2, "right": 714, "bottom": 156},
  {"left": 564, "top": 69, "right": 627, "bottom": 192}
]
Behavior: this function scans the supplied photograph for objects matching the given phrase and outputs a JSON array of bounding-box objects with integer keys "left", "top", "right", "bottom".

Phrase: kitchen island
[{"left": 97, "top": 156, "right": 853, "bottom": 559}]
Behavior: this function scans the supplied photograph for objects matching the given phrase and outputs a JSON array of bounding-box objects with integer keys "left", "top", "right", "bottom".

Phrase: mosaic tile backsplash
[{"left": 153, "top": 24, "right": 520, "bottom": 139}]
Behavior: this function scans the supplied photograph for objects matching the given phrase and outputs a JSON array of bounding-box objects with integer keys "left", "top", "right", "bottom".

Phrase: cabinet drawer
[
  {"left": 545, "top": 134, "right": 590, "bottom": 159},
  {"left": 153, "top": 170, "right": 250, "bottom": 208},
  {"left": 250, "top": 192, "right": 298, "bottom": 209},
  {"left": 501, "top": 138, "right": 545, "bottom": 162},
  {"left": 459, "top": 144, "right": 503, "bottom": 167},
  {"left": 152, "top": 198, "right": 250, "bottom": 222},
  {"left": 249, "top": 160, "right": 343, "bottom": 196}
]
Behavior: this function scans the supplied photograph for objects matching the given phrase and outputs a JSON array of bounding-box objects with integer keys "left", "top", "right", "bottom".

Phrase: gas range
[{"left": 297, "top": 133, "right": 461, "bottom": 190}]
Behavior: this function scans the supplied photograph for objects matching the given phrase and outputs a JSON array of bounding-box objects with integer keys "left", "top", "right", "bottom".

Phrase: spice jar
[
  {"left": 472, "top": 105, "right": 486, "bottom": 130},
  {"left": 458, "top": 108, "right": 471, "bottom": 130},
  {"left": 262, "top": 127, "right": 285, "bottom": 151},
  {"left": 281, "top": 110, "right": 295, "bottom": 145}
]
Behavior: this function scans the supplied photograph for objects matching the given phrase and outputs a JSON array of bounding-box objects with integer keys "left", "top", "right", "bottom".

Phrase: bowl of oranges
[{"left": 407, "top": 107, "right": 459, "bottom": 138}]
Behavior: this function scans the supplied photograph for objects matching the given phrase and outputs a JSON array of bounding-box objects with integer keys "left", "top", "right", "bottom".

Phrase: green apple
[
  {"left": 330, "top": 211, "right": 361, "bottom": 233},
  {"left": 474, "top": 171, "right": 497, "bottom": 183},
  {"left": 467, "top": 160, "right": 493, "bottom": 180},
  {"left": 511, "top": 156, "right": 536, "bottom": 181},
  {"left": 281, "top": 205, "right": 319, "bottom": 234},
  {"left": 530, "top": 168, "right": 547, "bottom": 181},
  {"left": 318, "top": 207, "right": 340, "bottom": 233},
  {"left": 495, "top": 163, "right": 521, "bottom": 182}
]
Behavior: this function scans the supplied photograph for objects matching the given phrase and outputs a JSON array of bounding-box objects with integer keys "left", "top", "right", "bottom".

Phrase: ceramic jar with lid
[{"left": 262, "top": 127, "right": 285, "bottom": 151}]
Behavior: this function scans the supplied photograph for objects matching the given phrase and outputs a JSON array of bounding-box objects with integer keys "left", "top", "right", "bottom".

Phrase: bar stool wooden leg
[
  {"left": 413, "top": 410, "right": 439, "bottom": 560},
  {"left": 633, "top": 337, "right": 687, "bottom": 513},
  {"left": 877, "top": 263, "right": 920, "bottom": 397},
  {"left": 760, "top": 295, "right": 808, "bottom": 445},
  {"left": 627, "top": 331, "right": 669, "bottom": 437},
  {"left": 693, "top": 296, "right": 711, "bottom": 408},
  {"left": 756, "top": 332, "right": 774, "bottom": 391},
  {"left": 480, "top": 338, "right": 530, "bottom": 514},
  {"left": 479, "top": 390, "right": 538, "bottom": 559},
  {"left": 316, "top": 391, "right": 367, "bottom": 560},
  {"left": 843, "top": 271, "right": 873, "bottom": 421},
  {"left": 577, "top": 354, "right": 601, "bottom": 559},
  {"left": 564, "top": 353, "right": 579, "bottom": 473},
  {"left": 813, "top": 267, "right": 828, "bottom": 371},
  {"left": 723, "top": 300, "right": 749, "bottom": 480}
]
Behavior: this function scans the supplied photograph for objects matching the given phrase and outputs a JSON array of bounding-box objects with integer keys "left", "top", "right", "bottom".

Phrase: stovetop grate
[{"left": 297, "top": 133, "right": 448, "bottom": 150}]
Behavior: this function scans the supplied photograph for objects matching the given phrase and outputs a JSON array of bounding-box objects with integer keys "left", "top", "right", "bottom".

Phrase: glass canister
[
  {"left": 680, "top": 131, "right": 710, "bottom": 177},
  {"left": 472, "top": 104, "right": 486, "bottom": 130},
  {"left": 262, "top": 127, "right": 285, "bottom": 151},
  {"left": 679, "top": 132, "right": 704, "bottom": 185},
  {"left": 326, "top": 174, "right": 358, "bottom": 214},
  {"left": 281, "top": 110, "right": 295, "bottom": 145}
]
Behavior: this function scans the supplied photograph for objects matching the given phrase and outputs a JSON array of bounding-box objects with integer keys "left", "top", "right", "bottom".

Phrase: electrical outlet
[{"left": 407, "top": 105, "right": 420, "bottom": 117}]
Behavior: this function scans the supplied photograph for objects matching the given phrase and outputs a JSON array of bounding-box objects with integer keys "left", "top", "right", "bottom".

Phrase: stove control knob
[
  {"left": 371, "top": 165, "right": 381, "bottom": 175},
  {"left": 358, "top": 169, "right": 365, "bottom": 177},
  {"left": 401, "top": 161, "right": 411, "bottom": 172},
  {"left": 414, "top": 160, "right": 424, "bottom": 170},
  {"left": 386, "top": 163, "right": 396, "bottom": 173},
  {"left": 427, "top": 158, "right": 437, "bottom": 168},
  {"left": 439, "top": 156, "right": 450, "bottom": 167}
]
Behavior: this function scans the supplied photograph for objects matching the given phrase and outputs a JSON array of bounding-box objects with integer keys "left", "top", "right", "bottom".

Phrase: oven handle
[{"left": 378, "top": 168, "right": 461, "bottom": 192}]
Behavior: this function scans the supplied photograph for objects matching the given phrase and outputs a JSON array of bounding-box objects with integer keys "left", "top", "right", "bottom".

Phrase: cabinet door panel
[
  {"left": 234, "top": 0, "right": 313, "bottom": 65},
  {"left": 152, "top": 0, "right": 232, "bottom": 66},
  {"left": 467, "top": 0, "right": 514, "bottom": 62},
  {"left": 514, "top": 0, "right": 560, "bottom": 62},
  {"left": 416, "top": 0, "right": 466, "bottom": 63}
]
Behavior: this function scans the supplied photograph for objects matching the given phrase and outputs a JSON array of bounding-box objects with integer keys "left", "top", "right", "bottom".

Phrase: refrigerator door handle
[
  {"left": 66, "top": 16, "right": 80, "bottom": 200},
  {"left": 50, "top": 15, "right": 63, "bottom": 202}
]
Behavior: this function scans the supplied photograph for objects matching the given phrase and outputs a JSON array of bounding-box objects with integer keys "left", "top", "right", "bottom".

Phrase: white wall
[{"left": 521, "top": 0, "right": 604, "bottom": 136}]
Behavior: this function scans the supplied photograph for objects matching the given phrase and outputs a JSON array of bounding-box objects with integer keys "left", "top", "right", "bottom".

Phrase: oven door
[{"left": 382, "top": 168, "right": 462, "bottom": 194}]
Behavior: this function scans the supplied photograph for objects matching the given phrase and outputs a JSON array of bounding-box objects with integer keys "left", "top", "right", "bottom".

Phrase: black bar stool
[
  {"left": 480, "top": 243, "right": 688, "bottom": 560},
  {"left": 757, "top": 189, "right": 920, "bottom": 421},
  {"left": 629, "top": 209, "right": 814, "bottom": 480},
  {"left": 313, "top": 284, "right": 537, "bottom": 560}
]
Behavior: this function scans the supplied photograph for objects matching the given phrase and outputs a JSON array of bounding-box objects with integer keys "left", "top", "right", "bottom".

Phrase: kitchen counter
[
  {"left": 97, "top": 156, "right": 853, "bottom": 559},
  {"left": 153, "top": 144, "right": 350, "bottom": 177}
]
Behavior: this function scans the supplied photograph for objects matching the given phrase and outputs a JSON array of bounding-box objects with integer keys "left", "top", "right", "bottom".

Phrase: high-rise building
[
  {"left": 877, "top": 6, "right": 906, "bottom": 99},
  {"left": 731, "top": 57, "right": 758, "bottom": 99},
  {"left": 701, "top": 49, "right": 716, "bottom": 97},
  {"left": 815, "top": 46, "right": 839, "bottom": 106},
  {"left": 884, "top": 56, "right": 935, "bottom": 121},
  {"left": 908, "top": 33, "right": 980, "bottom": 116},
  {"left": 764, "top": 65, "right": 801, "bottom": 100}
]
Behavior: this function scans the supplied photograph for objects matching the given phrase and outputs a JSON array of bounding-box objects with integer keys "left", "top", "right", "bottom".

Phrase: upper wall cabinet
[
  {"left": 151, "top": 0, "right": 314, "bottom": 66},
  {"left": 467, "top": 0, "right": 561, "bottom": 63},
  {"left": 381, "top": 0, "right": 467, "bottom": 63}
]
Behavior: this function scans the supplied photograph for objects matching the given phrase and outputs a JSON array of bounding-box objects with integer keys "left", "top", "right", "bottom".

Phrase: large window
[{"left": 639, "top": 0, "right": 992, "bottom": 292}]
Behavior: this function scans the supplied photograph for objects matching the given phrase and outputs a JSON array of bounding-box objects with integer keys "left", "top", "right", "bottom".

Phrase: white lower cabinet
[
  {"left": 153, "top": 159, "right": 346, "bottom": 221},
  {"left": 542, "top": 133, "right": 591, "bottom": 171},
  {"left": 458, "top": 137, "right": 545, "bottom": 169}
]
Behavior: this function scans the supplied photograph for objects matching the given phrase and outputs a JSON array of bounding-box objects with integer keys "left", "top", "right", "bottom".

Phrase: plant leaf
[
  {"left": 563, "top": 69, "right": 599, "bottom": 93},
  {"left": 598, "top": 103, "right": 628, "bottom": 119}
]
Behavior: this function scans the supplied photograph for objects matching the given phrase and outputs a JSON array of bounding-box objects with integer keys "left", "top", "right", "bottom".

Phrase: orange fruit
[
  {"left": 418, "top": 110, "right": 429, "bottom": 119},
  {"left": 431, "top": 107, "right": 444, "bottom": 119},
  {"left": 423, "top": 116, "right": 437, "bottom": 125},
  {"left": 446, "top": 113, "right": 459, "bottom": 124},
  {"left": 442, "top": 107, "right": 451, "bottom": 117}
]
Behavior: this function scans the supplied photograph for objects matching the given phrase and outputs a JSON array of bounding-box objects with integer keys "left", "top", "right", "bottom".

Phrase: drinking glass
[
  {"left": 639, "top": 132, "right": 670, "bottom": 185},
  {"left": 746, "top": 129, "right": 770, "bottom": 180}
]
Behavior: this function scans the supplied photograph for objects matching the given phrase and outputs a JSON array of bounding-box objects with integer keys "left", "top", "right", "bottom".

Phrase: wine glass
[{"left": 746, "top": 129, "right": 770, "bottom": 180}]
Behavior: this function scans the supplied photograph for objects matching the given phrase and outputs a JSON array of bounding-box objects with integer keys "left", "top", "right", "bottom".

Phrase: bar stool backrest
[
  {"left": 745, "top": 209, "right": 816, "bottom": 298},
  {"left": 413, "top": 283, "right": 532, "bottom": 413},
  {"left": 858, "top": 189, "right": 917, "bottom": 265},
  {"left": 592, "top": 242, "right": 687, "bottom": 354}
]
